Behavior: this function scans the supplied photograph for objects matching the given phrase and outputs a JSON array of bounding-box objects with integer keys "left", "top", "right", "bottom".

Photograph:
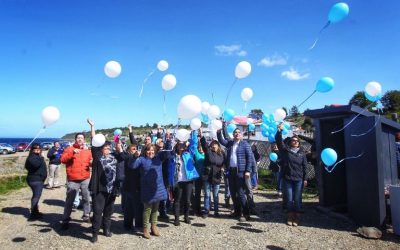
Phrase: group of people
[{"left": 24, "top": 119, "right": 310, "bottom": 243}]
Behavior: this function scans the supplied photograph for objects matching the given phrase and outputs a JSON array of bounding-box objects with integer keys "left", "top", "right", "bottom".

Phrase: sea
[{"left": 0, "top": 138, "right": 62, "bottom": 146}]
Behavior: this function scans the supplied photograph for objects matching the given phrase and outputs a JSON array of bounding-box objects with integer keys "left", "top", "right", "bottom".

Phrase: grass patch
[
  {"left": 257, "top": 168, "right": 318, "bottom": 198},
  {"left": 0, "top": 175, "right": 27, "bottom": 195}
]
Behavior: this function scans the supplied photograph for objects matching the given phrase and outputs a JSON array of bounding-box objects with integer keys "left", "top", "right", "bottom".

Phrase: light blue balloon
[
  {"left": 227, "top": 123, "right": 237, "bottom": 134},
  {"left": 269, "top": 152, "right": 278, "bottom": 162},
  {"left": 268, "top": 135, "right": 275, "bottom": 143},
  {"left": 248, "top": 123, "right": 255, "bottom": 132},
  {"left": 262, "top": 114, "right": 269, "bottom": 124},
  {"left": 282, "top": 128, "right": 288, "bottom": 135},
  {"left": 328, "top": 2, "right": 350, "bottom": 23},
  {"left": 316, "top": 77, "right": 335, "bottom": 93},
  {"left": 283, "top": 122, "right": 291, "bottom": 130},
  {"left": 262, "top": 130, "right": 269, "bottom": 138},
  {"left": 321, "top": 148, "right": 337, "bottom": 167},
  {"left": 200, "top": 113, "right": 209, "bottom": 124},
  {"left": 269, "top": 114, "right": 275, "bottom": 123},
  {"left": 261, "top": 123, "right": 269, "bottom": 132},
  {"left": 223, "top": 109, "right": 235, "bottom": 122},
  {"left": 114, "top": 129, "right": 122, "bottom": 136},
  {"left": 364, "top": 92, "right": 382, "bottom": 102}
]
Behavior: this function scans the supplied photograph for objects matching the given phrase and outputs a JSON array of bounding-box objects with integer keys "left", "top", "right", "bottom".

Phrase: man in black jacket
[
  {"left": 217, "top": 124, "right": 254, "bottom": 222},
  {"left": 46, "top": 141, "right": 63, "bottom": 189}
]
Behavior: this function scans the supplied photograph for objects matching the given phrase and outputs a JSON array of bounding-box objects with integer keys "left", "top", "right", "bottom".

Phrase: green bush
[{"left": 0, "top": 175, "right": 27, "bottom": 195}]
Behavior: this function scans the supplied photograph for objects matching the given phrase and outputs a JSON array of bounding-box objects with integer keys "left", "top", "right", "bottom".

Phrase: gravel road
[{"left": 0, "top": 167, "right": 399, "bottom": 250}]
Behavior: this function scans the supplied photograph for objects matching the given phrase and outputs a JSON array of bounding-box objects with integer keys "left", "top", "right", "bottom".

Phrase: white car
[{"left": 0, "top": 143, "right": 17, "bottom": 155}]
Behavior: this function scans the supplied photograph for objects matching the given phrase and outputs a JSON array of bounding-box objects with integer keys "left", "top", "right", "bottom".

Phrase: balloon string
[
  {"left": 243, "top": 102, "right": 247, "bottom": 113},
  {"left": 163, "top": 91, "right": 167, "bottom": 118},
  {"left": 308, "top": 21, "right": 330, "bottom": 50},
  {"left": 298, "top": 90, "right": 316, "bottom": 108},
  {"left": 331, "top": 102, "right": 375, "bottom": 135},
  {"left": 211, "top": 93, "right": 215, "bottom": 104},
  {"left": 24, "top": 126, "right": 46, "bottom": 152},
  {"left": 324, "top": 152, "right": 364, "bottom": 173},
  {"left": 350, "top": 111, "right": 381, "bottom": 137},
  {"left": 139, "top": 69, "right": 156, "bottom": 97},
  {"left": 224, "top": 78, "right": 238, "bottom": 106}
]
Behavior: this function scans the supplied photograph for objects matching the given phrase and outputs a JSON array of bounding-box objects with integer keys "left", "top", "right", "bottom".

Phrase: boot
[
  {"left": 91, "top": 233, "right": 98, "bottom": 243},
  {"left": 143, "top": 227, "right": 151, "bottom": 239},
  {"left": 287, "top": 212, "right": 294, "bottom": 226},
  {"left": 28, "top": 206, "right": 42, "bottom": 221},
  {"left": 103, "top": 225, "right": 112, "bottom": 237},
  {"left": 225, "top": 199, "right": 230, "bottom": 209},
  {"left": 174, "top": 216, "right": 180, "bottom": 226},
  {"left": 151, "top": 224, "right": 160, "bottom": 236},
  {"left": 184, "top": 214, "right": 191, "bottom": 224},
  {"left": 292, "top": 213, "right": 299, "bottom": 227}
]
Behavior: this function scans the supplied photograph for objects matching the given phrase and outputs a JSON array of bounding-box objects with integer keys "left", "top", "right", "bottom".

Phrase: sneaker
[
  {"left": 174, "top": 218, "right": 180, "bottom": 226},
  {"left": 201, "top": 213, "right": 208, "bottom": 219},
  {"left": 214, "top": 212, "right": 220, "bottom": 218},
  {"left": 239, "top": 216, "right": 246, "bottom": 222}
]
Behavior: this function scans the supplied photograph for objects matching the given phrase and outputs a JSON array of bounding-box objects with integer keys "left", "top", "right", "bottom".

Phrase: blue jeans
[
  {"left": 282, "top": 179, "right": 303, "bottom": 212},
  {"left": 275, "top": 171, "right": 283, "bottom": 192},
  {"left": 27, "top": 181, "right": 44, "bottom": 210},
  {"left": 203, "top": 181, "right": 220, "bottom": 213},
  {"left": 250, "top": 172, "right": 257, "bottom": 188}
]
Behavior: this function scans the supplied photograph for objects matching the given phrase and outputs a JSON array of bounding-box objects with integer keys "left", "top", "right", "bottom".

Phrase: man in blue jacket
[{"left": 217, "top": 124, "right": 254, "bottom": 221}]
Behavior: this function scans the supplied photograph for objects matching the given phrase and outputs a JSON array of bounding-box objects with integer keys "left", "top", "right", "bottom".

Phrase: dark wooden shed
[{"left": 304, "top": 105, "right": 400, "bottom": 227}]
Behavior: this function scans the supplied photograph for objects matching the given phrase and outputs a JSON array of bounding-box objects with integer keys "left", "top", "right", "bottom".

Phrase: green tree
[
  {"left": 152, "top": 123, "right": 158, "bottom": 129},
  {"left": 289, "top": 105, "right": 300, "bottom": 117},
  {"left": 249, "top": 109, "right": 263, "bottom": 119},
  {"left": 301, "top": 116, "right": 313, "bottom": 132},
  {"left": 381, "top": 90, "right": 400, "bottom": 112},
  {"left": 349, "top": 91, "right": 373, "bottom": 108}
]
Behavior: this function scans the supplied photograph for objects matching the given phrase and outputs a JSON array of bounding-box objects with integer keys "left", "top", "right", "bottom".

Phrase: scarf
[{"left": 100, "top": 154, "right": 117, "bottom": 193}]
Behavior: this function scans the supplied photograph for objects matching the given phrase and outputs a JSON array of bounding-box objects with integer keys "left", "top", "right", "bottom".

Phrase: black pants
[
  {"left": 173, "top": 181, "right": 193, "bottom": 217},
  {"left": 92, "top": 192, "right": 116, "bottom": 234},
  {"left": 123, "top": 190, "right": 143, "bottom": 229},
  {"left": 228, "top": 168, "right": 249, "bottom": 217},
  {"left": 28, "top": 181, "right": 44, "bottom": 211},
  {"left": 192, "top": 178, "right": 203, "bottom": 214}
]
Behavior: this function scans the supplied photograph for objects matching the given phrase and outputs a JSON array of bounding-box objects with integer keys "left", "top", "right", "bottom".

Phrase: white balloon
[
  {"left": 177, "top": 95, "right": 202, "bottom": 119},
  {"left": 41, "top": 106, "right": 60, "bottom": 127},
  {"left": 92, "top": 134, "right": 106, "bottom": 147},
  {"left": 201, "top": 101, "right": 210, "bottom": 114},
  {"left": 365, "top": 81, "right": 382, "bottom": 97},
  {"left": 161, "top": 74, "right": 177, "bottom": 91},
  {"left": 207, "top": 105, "right": 221, "bottom": 120},
  {"left": 235, "top": 61, "right": 252, "bottom": 79},
  {"left": 104, "top": 60, "right": 121, "bottom": 78},
  {"left": 273, "top": 108, "right": 287, "bottom": 121},
  {"left": 190, "top": 118, "right": 202, "bottom": 130},
  {"left": 176, "top": 129, "right": 190, "bottom": 142},
  {"left": 157, "top": 60, "right": 169, "bottom": 71},
  {"left": 241, "top": 87, "right": 253, "bottom": 102},
  {"left": 210, "top": 119, "right": 222, "bottom": 131}
]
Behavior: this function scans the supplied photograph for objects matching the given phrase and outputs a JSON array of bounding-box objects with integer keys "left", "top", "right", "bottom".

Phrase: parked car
[
  {"left": 0, "top": 143, "right": 17, "bottom": 155},
  {"left": 16, "top": 142, "right": 30, "bottom": 152},
  {"left": 40, "top": 142, "right": 54, "bottom": 150},
  {"left": 60, "top": 141, "right": 72, "bottom": 150}
]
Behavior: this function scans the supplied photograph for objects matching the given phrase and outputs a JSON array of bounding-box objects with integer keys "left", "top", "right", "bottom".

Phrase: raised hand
[{"left": 87, "top": 118, "right": 95, "bottom": 127}]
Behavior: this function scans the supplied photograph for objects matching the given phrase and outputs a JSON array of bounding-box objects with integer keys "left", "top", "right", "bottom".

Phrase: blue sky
[{"left": 0, "top": 0, "right": 399, "bottom": 137}]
